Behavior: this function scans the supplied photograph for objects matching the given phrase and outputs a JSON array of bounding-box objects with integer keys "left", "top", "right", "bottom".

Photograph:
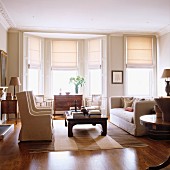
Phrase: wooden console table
[
  {"left": 140, "top": 114, "right": 170, "bottom": 140},
  {"left": 1, "top": 100, "right": 18, "bottom": 124},
  {"left": 54, "top": 95, "right": 83, "bottom": 114}
]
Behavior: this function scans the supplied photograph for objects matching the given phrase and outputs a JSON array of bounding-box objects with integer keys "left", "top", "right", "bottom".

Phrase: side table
[
  {"left": 140, "top": 114, "right": 170, "bottom": 140},
  {"left": 1, "top": 100, "right": 18, "bottom": 124}
]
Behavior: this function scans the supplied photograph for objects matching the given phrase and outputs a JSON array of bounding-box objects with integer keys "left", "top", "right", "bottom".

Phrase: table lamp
[
  {"left": 161, "top": 69, "right": 170, "bottom": 96},
  {"left": 9, "top": 77, "right": 21, "bottom": 99}
]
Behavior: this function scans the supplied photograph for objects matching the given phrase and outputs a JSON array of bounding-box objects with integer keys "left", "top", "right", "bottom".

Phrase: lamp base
[
  {"left": 13, "top": 95, "right": 17, "bottom": 100},
  {"left": 165, "top": 80, "right": 170, "bottom": 96}
]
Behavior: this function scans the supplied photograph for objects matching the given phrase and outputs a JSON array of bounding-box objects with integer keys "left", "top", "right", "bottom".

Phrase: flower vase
[{"left": 75, "top": 85, "right": 79, "bottom": 94}]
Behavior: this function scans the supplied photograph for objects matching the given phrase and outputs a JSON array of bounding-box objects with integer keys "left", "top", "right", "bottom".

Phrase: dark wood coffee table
[{"left": 65, "top": 114, "right": 108, "bottom": 137}]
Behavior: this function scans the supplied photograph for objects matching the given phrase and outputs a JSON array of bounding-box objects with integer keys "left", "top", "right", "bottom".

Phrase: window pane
[
  {"left": 28, "top": 68, "right": 39, "bottom": 94},
  {"left": 52, "top": 70, "right": 77, "bottom": 95},
  {"left": 89, "top": 69, "right": 101, "bottom": 95},
  {"left": 127, "top": 68, "right": 152, "bottom": 96}
]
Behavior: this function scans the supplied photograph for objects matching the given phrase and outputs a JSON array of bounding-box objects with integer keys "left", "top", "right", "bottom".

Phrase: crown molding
[
  {"left": 157, "top": 24, "right": 170, "bottom": 37},
  {"left": 0, "top": 1, "right": 15, "bottom": 30}
]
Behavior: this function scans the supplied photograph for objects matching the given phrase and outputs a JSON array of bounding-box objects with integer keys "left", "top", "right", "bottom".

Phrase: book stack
[
  {"left": 88, "top": 110, "right": 101, "bottom": 118},
  {"left": 72, "top": 112, "right": 85, "bottom": 118}
]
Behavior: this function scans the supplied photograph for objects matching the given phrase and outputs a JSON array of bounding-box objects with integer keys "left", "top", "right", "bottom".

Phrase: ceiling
[{"left": 0, "top": 0, "right": 170, "bottom": 37}]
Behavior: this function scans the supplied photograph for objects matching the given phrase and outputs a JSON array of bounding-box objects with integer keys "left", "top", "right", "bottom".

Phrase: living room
[{"left": 0, "top": 0, "right": 170, "bottom": 169}]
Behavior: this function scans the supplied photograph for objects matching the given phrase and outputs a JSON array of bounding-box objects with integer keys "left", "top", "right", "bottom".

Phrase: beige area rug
[
  {"left": 54, "top": 120, "right": 123, "bottom": 151},
  {"left": 19, "top": 120, "right": 147, "bottom": 153}
]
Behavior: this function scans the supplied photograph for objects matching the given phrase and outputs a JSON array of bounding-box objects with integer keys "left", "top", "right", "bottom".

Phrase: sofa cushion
[
  {"left": 121, "top": 97, "right": 134, "bottom": 108},
  {"left": 125, "top": 107, "right": 133, "bottom": 112},
  {"left": 110, "top": 108, "right": 134, "bottom": 123},
  {"left": 123, "top": 98, "right": 134, "bottom": 108}
]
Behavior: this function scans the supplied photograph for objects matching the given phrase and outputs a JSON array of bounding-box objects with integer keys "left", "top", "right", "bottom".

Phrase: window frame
[{"left": 124, "top": 35, "right": 156, "bottom": 97}]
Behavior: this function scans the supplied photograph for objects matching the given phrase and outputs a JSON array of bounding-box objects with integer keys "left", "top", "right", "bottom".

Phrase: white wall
[
  {"left": 157, "top": 32, "right": 170, "bottom": 96},
  {"left": 7, "top": 31, "right": 23, "bottom": 94},
  {"left": 108, "top": 35, "right": 124, "bottom": 97}
]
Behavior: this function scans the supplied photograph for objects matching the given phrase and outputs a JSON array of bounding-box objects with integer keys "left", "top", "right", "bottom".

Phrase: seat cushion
[
  {"left": 85, "top": 106, "right": 100, "bottom": 110},
  {"left": 110, "top": 108, "right": 134, "bottom": 123}
]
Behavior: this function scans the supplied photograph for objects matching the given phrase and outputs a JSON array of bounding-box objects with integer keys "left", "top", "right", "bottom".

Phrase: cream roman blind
[
  {"left": 126, "top": 36, "right": 153, "bottom": 67},
  {"left": 88, "top": 39, "right": 101, "bottom": 68},
  {"left": 28, "top": 37, "right": 41, "bottom": 68},
  {"left": 51, "top": 40, "right": 77, "bottom": 69}
]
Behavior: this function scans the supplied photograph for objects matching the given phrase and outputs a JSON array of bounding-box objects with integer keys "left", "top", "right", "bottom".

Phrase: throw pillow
[
  {"left": 125, "top": 107, "right": 133, "bottom": 112},
  {"left": 123, "top": 97, "right": 134, "bottom": 108},
  {"left": 121, "top": 97, "right": 133, "bottom": 108}
]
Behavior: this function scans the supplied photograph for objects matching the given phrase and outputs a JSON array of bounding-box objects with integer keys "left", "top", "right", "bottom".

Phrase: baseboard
[{"left": 0, "top": 124, "right": 14, "bottom": 140}]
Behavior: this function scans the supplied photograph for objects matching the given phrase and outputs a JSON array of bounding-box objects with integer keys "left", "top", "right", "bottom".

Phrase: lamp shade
[
  {"left": 9, "top": 77, "right": 21, "bottom": 86},
  {"left": 161, "top": 69, "right": 170, "bottom": 78}
]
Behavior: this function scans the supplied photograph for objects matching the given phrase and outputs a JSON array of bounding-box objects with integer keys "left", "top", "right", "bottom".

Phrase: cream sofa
[{"left": 109, "top": 96, "right": 155, "bottom": 136}]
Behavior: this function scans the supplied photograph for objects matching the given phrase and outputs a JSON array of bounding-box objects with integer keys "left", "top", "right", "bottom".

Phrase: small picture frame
[{"left": 112, "top": 70, "right": 123, "bottom": 84}]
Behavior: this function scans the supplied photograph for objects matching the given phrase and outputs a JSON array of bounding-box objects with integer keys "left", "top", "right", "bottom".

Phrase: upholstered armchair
[
  {"left": 17, "top": 91, "right": 53, "bottom": 141},
  {"left": 34, "top": 94, "right": 46, "bottom": 106},
  {"left": 85, "top": 94, "right": 102, "bottom": 111}
]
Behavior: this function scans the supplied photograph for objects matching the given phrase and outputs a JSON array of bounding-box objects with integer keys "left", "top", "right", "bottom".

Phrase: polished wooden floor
[{"left": 0, "top": 118, "right": 170, "bottom": 170}]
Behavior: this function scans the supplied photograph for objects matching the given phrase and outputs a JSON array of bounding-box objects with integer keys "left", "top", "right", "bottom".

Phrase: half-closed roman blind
[
  {"left": 51, "top": 40, "right": 77, "bottom": 69},
  {"left": 88, "top": 39, "right": 101, "bottom": 68},
  {"left": 28, "top": 37, "right": 41, "bottom": 68},
  {"left": 126, "top": 36, "right": 153, "bottom": 67}
]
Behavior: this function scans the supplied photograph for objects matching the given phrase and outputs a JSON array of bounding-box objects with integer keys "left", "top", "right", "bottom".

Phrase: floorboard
[{"left": 0, "top": 118, "right": 169, "bottom": 170}]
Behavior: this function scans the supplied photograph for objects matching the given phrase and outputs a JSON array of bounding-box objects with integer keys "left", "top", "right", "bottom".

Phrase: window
[
  {"left": 51, "top": 70, "right": 77, "bottom": 94},
  {"left": 126, "top": 36, "right": 155, "bottom": 97},
  {"left": 126, "top": 68, "right": 152, "bottom": 96},
  {"left": 23, "top": 35, "right": 106, "bottom": 99},
  {"left": 27, "top": 37, "right": 41, "bottom": 94},
  {"left": 51, "top": 40, "right": 78, "bottom": 94},
  {"left": 89, "top": 69, "right": 102, "bottom": 94},
  {"left": 28, "top": 68, "right": 39, "bottom": 94},
  {"left": 88, "top": 39, "right": 102, "bottom": 95}
]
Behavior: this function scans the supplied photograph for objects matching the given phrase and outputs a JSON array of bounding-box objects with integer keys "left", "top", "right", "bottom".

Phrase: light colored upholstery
[
  {"left": 34, "top": 95, "right": 46, "bottom": 106},
  {"left": 27, "top": 91, "right": 52, "bottom": 114},
  {"left": 17, "top": 91, "right": 53, "bottom": 141},
  {"left": 109, "top": 96, "right": 155, "bottom": 136},
  {"left": 85, "top": 94, "right": 102, "bottom": 111}
]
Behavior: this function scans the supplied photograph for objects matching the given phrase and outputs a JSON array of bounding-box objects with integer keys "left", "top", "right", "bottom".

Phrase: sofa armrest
[
  {"left": 134, "top": 100, "right": 155, "bottom": 125},
  {"left": 109, "top": 96, "right": 122, "bottom": 109}
]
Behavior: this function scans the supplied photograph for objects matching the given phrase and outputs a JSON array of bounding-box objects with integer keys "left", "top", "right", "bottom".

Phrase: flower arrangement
[{"left": 69, "top": 76, "right": 85, "bottom": 94}]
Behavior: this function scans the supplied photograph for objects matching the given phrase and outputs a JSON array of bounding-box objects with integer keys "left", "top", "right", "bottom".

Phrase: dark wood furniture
[
  {"left": 53, "top": 95, "right": 83, "bottom": 113},
  {"left": 1, "top": 100, "right": 18, "bottom": 124},
  {"left": 147, "top": 155, "right": 170, "bottom": 170},
  {"left": 140, "top": 114, "right": 170, "bottom": 140},
  {"left": 65, "top": 114, "right": 108, "bottom": 137}
]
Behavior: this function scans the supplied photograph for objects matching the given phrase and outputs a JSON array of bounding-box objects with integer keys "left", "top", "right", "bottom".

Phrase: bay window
[{"left": 24, "top": 34, "right": 106, "bottom": 99}]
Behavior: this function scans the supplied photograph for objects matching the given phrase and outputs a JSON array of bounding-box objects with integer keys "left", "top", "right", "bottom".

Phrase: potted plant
[{"left": 69, "top": 76, "right": 85, "bottom": 94}]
